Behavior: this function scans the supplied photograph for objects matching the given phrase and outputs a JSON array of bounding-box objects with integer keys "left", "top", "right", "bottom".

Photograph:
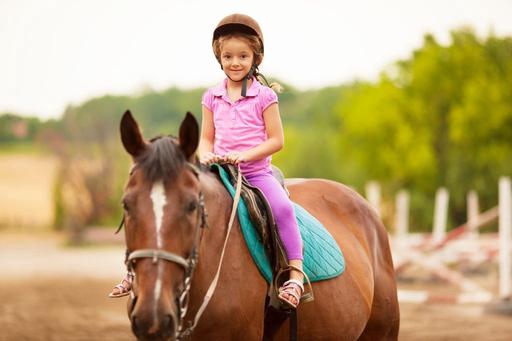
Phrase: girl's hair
[{"left": 213, "top": 33, "right": 282, "bottom": 93}]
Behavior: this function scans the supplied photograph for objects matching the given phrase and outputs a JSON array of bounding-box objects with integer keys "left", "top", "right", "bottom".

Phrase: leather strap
[
  {"left": 115, "top": 216, "right": 124, "bottom": 234},
  {"left": 290, "top": 309, "right": 297, "bottom": 341},
  {"left": 186, "top": 166, "right": 242, "bottom": 331},
  {"left": 127, "top": 249, "right": 189, "bottom": 269},
  {"left": 241, "top": 64, "right": 256, "bottom": 97}
]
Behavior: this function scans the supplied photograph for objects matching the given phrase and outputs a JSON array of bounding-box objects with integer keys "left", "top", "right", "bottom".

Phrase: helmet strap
[{"left": 241, "top": 64, "right": 256, "bottom": 97}]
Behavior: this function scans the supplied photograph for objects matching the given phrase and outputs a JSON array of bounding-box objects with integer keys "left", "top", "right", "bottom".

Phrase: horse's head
[{"left": 120, "top": 111, "right": 204, "bottom": 340}]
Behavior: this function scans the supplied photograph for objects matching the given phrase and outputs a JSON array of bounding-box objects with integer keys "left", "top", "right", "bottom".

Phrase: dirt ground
[{"left": 1, "top": 233, "right": 511, "bottom": 341}]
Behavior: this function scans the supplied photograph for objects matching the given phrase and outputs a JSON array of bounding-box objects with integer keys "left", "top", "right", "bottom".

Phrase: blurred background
[{"left": 1, "top": 0, "right": 511, "bottom": 340}]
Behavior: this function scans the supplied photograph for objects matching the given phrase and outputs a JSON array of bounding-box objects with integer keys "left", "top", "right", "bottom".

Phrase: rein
[{"left": 122, "top": 162, "right": 242, "bottom": 340}]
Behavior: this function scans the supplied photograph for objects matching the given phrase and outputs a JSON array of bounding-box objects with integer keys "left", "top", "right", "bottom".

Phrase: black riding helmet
[{"left": 212, "top": 14, "right": 264, "bottom": 96}]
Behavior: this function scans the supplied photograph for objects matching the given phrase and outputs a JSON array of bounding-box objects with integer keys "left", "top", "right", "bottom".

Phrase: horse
[{"left": 119, "top": 110, "right": 400, "bottom": 341}]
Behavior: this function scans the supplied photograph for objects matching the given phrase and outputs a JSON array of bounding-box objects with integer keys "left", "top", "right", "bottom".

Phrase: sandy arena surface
[{"left": 1, "top": 233, "right": 511, "bottom": 340}]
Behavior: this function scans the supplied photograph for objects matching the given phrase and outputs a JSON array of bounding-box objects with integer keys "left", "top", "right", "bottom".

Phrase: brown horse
[{"left": 119, "top": 110, "right": 399, "bottom": 341}]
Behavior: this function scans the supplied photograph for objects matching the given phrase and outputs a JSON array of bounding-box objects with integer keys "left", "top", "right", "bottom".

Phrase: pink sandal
[
  {"left": 108, "top": 272, "right": 134, "bottom": 298},
  {"left": 278, "top": 279, "right": 304, "bottom": 309}
]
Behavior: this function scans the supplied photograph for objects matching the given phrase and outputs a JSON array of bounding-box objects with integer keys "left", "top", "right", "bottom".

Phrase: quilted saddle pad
[{"left": 214, "top": 165, "right": 345, "bottom": 283}]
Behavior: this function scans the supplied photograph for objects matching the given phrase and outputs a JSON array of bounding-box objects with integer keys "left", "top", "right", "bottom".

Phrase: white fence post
[
  {"left": 395, "top": 190, "right": 410, "bottom": 238},
  {"left": 467, "top": 190, "right": 479, "bottom": 239},
  {"left": 499, "top": 177, "right": 512, "bottom": 300},
  {"left": 432, "top": 187, "right": 449, "bottom": 244},
  {"left": 365, "top": 181, "right": 381, "bottom": 217}
]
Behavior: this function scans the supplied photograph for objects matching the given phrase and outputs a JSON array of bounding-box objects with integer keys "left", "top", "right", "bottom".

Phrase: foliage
[
  {"left": 0, "top": 113, "right": 43, "bottom": 143},
  {"left": 332, "top": 28, "right": 512, "bottom": 230}
]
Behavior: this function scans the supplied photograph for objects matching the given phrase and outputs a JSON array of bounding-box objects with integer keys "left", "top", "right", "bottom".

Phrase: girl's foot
[
  {"left": 278, "top": 279, "right": 304, "bottom": 309},
  {"left": 108, "top": 272, "right": 134, "bottom": 298}
]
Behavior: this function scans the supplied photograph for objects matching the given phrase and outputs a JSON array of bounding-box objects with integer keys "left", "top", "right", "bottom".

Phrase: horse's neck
[
  {"left": 185, "top": 172, "right": 268, "bottom": 335},
  {"left": 187, "top": 173, "right": 242, "bottom": 303},
  {"left": 197, "top": 172, "right": 239, "bottom": 270}
]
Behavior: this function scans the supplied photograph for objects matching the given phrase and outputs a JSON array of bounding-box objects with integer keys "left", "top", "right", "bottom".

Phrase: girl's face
[{"left": 220, "top": 37, "right": 255, "bottom": 82}]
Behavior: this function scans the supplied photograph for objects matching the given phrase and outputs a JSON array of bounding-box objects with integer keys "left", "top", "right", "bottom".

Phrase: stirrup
[{"left": 273, "top": 264, "right": 314, "bottom": 308}]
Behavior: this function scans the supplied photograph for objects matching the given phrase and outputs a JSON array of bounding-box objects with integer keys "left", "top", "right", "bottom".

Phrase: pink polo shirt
[{"left": 202, "top": 78, "right": 278, "bottom": 175}]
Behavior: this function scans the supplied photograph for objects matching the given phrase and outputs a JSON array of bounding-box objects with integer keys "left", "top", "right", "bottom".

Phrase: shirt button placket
[{"left": 231, "top": 106, "right": 237, "bottom": 128}]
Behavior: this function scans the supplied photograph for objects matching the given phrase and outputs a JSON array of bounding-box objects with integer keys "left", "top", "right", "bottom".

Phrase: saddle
[
  {"left": 214, "top": 164, "right": 290, "bottom": 277},
  {"left": 211, "top": 163, "right": 345, "bottom": 285}
]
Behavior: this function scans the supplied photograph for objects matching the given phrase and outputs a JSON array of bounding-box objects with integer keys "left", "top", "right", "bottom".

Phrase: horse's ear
[
  {"left": 120, "top": 110, "right": 147, "bottom": 157},
  {"left": 179, "top": 112, "right": 199, "bottom": 161}
]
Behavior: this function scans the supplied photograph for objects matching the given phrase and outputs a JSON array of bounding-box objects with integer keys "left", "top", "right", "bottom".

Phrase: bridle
[{"left": 118, "top": 162, "right": 242, "bottom": 340}]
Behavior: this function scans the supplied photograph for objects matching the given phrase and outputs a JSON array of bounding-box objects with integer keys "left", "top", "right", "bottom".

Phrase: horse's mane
[{"left": 136, "top": 135, "right": 185, "bottom": 183}]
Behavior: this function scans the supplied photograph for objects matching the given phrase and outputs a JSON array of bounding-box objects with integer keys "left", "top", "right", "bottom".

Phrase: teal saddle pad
[{"left": 213, "top": 164, "right": 345, "bottom": 283}]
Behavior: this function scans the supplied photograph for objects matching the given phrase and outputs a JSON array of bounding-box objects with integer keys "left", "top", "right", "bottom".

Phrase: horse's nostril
[{"left": 162, "top": 314, "right": 176, "bottom": 336}]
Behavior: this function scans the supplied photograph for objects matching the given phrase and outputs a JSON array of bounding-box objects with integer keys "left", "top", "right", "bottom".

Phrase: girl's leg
[
  {"left": 245, "top": 171, "right": 304, "bottom": 306},
  {"left": 245, "top": 171, "right": 303, "bottom": 261}
]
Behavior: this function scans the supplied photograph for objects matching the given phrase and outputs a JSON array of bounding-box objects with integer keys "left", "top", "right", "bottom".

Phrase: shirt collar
[{"left": 212, "top": 77, "right": 261, "bottom": 98}]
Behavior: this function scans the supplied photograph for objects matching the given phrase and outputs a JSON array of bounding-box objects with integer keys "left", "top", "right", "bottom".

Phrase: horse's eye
[{"left": 187, "top": 200, "right": 197, "bottom": 213}]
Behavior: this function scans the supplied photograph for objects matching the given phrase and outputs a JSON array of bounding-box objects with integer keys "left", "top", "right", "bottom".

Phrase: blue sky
[{"left": 1, "top": 0, "right": 512, "bottom": 119}]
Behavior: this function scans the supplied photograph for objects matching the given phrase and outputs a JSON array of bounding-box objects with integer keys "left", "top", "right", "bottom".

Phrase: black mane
[{"left": 136, "top": 135, "right": 185, "bottom": 183}]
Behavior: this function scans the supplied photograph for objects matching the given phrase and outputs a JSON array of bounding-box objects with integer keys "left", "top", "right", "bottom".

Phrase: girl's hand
[
  {"left": 200, "top": 152, "right": 222, "bottom": 165},
  {"left": 224, "top": 151, "right": 248, "bottom": 165}
]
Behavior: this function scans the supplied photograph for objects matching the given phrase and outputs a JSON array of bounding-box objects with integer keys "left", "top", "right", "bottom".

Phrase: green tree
[{"left": 334, "top": 28, "right": 512, "bottom": 230}]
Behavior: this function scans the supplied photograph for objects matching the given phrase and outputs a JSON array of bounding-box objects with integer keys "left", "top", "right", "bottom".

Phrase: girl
[{"left": 199, "top": 13, "right": 305, "bottom": 309}]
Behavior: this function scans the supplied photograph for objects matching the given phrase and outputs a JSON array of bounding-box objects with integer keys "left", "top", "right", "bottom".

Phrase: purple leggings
[{"left": 245, "top": 171, "right": 303, "bottom": 261}]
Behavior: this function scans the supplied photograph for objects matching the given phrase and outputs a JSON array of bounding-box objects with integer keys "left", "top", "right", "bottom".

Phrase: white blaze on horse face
[
  {"left": 150, "top": 180, "right": 167, "bottom": 325},
  {"left": 150, "top": 181, "right": 167, "bottom": 248}
]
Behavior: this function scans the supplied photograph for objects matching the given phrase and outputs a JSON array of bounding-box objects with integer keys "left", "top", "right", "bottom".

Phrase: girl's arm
[
  {"left": 227, "top": 103, "right": 284, "bottom": 164},
  {"left": 198, "top": 105, "right": 217, "bottom": 163}
]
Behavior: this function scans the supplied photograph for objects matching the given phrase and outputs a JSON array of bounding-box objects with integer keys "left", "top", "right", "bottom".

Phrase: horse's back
[{"left": 285, "top": 178, "right": 399, "bottom": 340}]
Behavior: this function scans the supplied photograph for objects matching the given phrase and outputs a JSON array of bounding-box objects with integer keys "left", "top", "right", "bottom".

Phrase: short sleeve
[
  {"left": 201, "top": 88, "right": 214, "bottom": 112},
  {"left": 260, "top": 87, "right": 278, "bottom": 112}
]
